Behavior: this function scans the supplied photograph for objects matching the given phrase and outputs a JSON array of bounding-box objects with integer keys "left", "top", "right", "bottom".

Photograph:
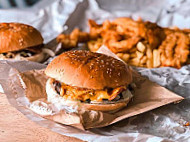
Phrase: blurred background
[{"left": 0, "top": 0, "right": 40, "bottom": 8}]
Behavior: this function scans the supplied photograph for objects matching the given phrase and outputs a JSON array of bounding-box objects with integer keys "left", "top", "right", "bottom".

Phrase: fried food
[
  {"left": 106, "top": 36, "right": 141, "bottom": 53},
  {"left": 137, "top": 42, "right": 146, "bottom": 53},
  {"left": 153, "top": 49, "right": 161, "bottom": 68},
  {"left": 113, "top": 18, "right": 166, "bottom": 48},
  {"left": 87, "top": 38, "right": 103, "bottom": 52},
  {"left": 56, "top": 17, "right": 190, "bottom": 68},
  {"left": 56, "top": 34, "right": 77, "bottom": 49},
  {"left": 88, "top": 19, "right": 103, "bottom": 39},
  {"left": 70, "top": 28, "right": 89, "bottom": 42},
  {"left": 159, "top": 29, "right": 190, "bottom": 68},
  {"left": 56, "top": 28, "right": 89, "bottom": 49}
]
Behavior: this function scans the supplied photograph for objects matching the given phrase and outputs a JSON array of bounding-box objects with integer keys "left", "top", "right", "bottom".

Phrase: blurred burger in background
[{"left": 0, "top": 23, "right": 54, "bottom": 62}]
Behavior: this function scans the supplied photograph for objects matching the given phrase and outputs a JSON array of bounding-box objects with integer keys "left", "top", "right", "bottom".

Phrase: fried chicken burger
[
  {"left": 0, "top": 23, "right": 53, "bottom": 62},
  {"left": 45, "top": 50, "right": 133, "bottom": 112}
]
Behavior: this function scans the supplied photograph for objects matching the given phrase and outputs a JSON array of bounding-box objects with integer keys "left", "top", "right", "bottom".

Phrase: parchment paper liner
[
  {"left": 0, "top": 0, "right": 189, "bottom": 140},
  {"left": 18, "top": 66, "right": 183, "bottom": 130}
]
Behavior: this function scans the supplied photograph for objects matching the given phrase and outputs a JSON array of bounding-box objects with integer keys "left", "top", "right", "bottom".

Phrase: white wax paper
[
  {"left": 1, "top": 0, "right": 190, "bottom": 141},
  {"left": 0, "top": 0, "right": 81, "bottom": 43}
]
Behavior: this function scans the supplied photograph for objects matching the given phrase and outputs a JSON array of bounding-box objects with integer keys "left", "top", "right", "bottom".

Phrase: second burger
[{"left": 0, "top": 23, "right": 54, "bottom": 62}]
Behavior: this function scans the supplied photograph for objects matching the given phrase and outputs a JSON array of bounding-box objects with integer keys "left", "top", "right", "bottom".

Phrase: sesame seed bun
[
  {"left": 0, "top": 23, "right": 43, "bottom": 53},
  {"left": 45, "top": 50, "right": 132, "bottom": 90},
  {"left": 45, "top": 50, "right": 133, "bottom": 112}
]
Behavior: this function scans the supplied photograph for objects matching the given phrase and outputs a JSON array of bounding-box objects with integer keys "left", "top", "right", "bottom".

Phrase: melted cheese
[{"left": 59, "top": 83, "right": 126, "bottom": 102}]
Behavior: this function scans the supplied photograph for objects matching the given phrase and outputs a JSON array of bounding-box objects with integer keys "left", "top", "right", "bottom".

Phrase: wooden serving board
[{"left": 0, "top": 93, "right": 82, "bottom": 142}]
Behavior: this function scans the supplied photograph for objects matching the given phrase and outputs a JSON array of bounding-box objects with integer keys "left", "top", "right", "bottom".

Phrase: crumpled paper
[
  {"left": 10, "top": 46, "right": 182, "bottom": 130},
  {"left": 1, "top": 0, "right": 190, "bottom": 141},
  {"left": 0, "top": 0, "right": 81, "bottom": 43},
  {"left": 70, "top": 0, "right": 190, "bottom": 31}
]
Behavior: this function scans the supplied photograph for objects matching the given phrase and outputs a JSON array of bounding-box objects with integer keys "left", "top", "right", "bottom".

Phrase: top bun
[
  {"left": 0, "top": 23, "right": 43, "bottom": 53},
  {"left": 45, "top": 50, "right": 132, "bottom": 90}
]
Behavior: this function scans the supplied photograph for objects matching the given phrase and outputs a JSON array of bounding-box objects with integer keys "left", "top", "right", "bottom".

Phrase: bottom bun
[
  {"left": 46, "top": 78, "right": 132, "bottom": 112},
  {"left": 81, "top": 99, "right": 130, "bottom": 112}
]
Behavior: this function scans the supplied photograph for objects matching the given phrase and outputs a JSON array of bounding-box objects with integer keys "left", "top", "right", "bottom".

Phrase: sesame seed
[
  {"left": 90, "top": 66, "right": 93, "bottom": 70},
  {"left": 101, "top": 60, "right": 104, "bottom": 64}
]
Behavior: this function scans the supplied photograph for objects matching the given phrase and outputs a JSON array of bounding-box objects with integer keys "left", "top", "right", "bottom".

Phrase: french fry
[
  {"left": 116, "top": 53, "right": 124, "bottom": 58},
  {"left": 140, "top": 56, "right": 147, "bottom": 64},
  {"left": 128, "top": 58, "right": 139, "bottom": 66},
  {"left": 129, "top": 47, "right": 137, "bottom": 53},
  {"left": 146, "top": 46, "right": 153, "bottom": 59},
  {"left": 116, "top": 53, "right": 130, "bottom": 62},
  {"left": 137, "top": 42, "right": 146, "bottom": 53},
  {"left": 153, "top": 49, "right": 161, "bottom": 67},
  {"left": 146, "top": 46, "right": 153, "bottom": 68},
  {"left": 130, "top": 52, "right": 137, "bottom": 58},
  {"left": 147, "top": 59, "right": 153, "bottom": 68},
  {"left": 122, "top": 53, "right": 130, "bottom": 62},
  {"left": 87, "top": 38, "right": 102, "bottom": 52},
  {"left": 136, "top": 51, "right": 144, "bottom": 59}
]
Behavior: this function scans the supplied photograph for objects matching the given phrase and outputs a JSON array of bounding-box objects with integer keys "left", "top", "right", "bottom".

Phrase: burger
[
  {"left": 0, "top": 23, "right": 54, "bottom": 62},
  {"left": 45, "top": 50, "right": 133, "bottom": 112}
]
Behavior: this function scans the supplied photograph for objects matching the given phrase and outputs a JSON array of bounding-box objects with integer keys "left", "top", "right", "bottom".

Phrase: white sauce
[
  {"left": 46, "top": 78, "right": 80, "bottom": 113},
  {"left": 0, "top": 48, "right": 55, "bottom": 60},
  {"left": 29, "top": 100, "right": 53, "bottom": 116}
]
